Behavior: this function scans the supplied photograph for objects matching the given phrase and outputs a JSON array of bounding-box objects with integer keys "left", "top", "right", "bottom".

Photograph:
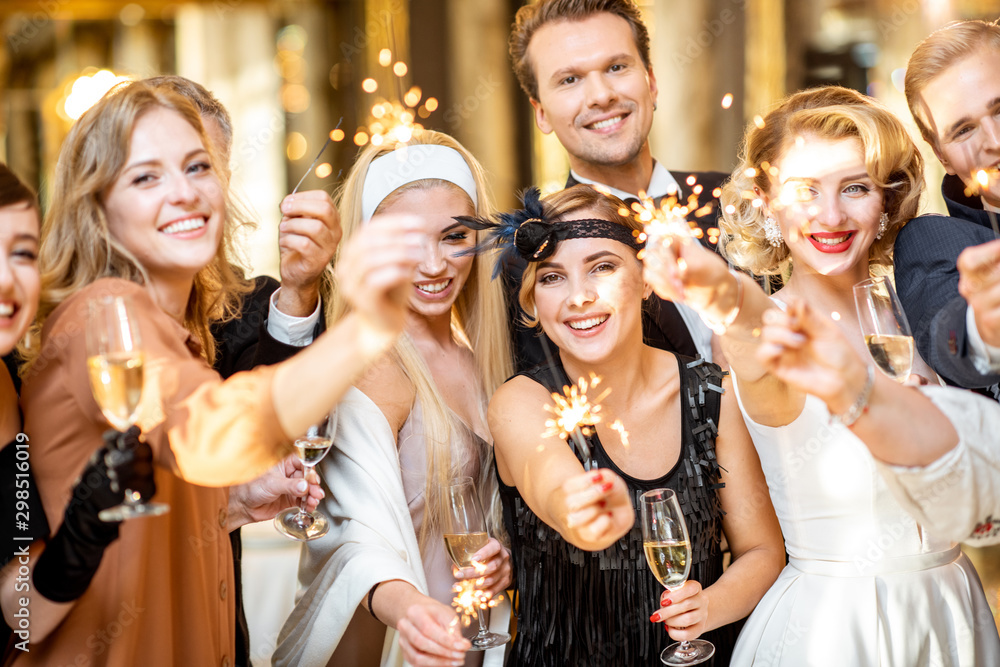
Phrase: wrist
[
  {"left": 700, "top": 270, "right": 744, "bottom": 335},
  {"left": 828, "top": 365, "right": 875, "bottom": 427},
  {"left": 275, "top": 284, "right": 320, "bottom": 317}
]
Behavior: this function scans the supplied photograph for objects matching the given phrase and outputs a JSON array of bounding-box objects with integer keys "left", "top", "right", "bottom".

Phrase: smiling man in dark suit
[
  {"left": 507, "top": 0, "right": 728, "bottom": 370},
  {"left": 896, "top": 19, "right": 1000, "bottom": 399}
]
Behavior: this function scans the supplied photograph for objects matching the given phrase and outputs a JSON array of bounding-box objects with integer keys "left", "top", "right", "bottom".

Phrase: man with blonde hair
[{"left": 896, "top": 18, "right": 1000, "bottom": 399}]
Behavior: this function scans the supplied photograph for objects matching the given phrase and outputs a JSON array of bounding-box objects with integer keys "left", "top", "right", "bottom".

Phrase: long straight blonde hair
[
  {"left": 20, "top": 82, "right": 251, "bottom": 375},
  {"left": 330, "top": 130, "right": 512, "bottom": 549}
]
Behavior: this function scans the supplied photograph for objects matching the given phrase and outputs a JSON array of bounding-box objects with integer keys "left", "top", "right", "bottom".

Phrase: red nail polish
[
  {"left": 600, "top": 481, "right": 613, "bottom": 492},
  {"left": 598, "top": 499, "right": 607, "bottom": 508},
  {"left": 649, "top": 613, "right": 659, "bottom": 622},
  {"left": 662, "top": 598, "right": 672, "bottom": 607},
  {"left": 664, "top": 622, "right": 670, "bottom": 631},
  {"left": 591, "top": 472, "right": 603, "bottom": 483}
]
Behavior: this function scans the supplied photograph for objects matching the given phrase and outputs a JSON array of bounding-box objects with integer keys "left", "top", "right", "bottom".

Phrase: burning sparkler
[
  {"left": 543, "top": 374, "right": 609, "bottom": 471},
  {"left": 451, "top": 561, "right": 504, "bottom": 627},
  {"left": 975, "top": 169, "right": 1000, "bottom": 238}
]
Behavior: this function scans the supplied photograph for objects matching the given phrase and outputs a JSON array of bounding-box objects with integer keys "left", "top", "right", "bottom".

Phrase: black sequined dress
[{"left": 498, "top": 354, "right": 739, "bottom": 666}]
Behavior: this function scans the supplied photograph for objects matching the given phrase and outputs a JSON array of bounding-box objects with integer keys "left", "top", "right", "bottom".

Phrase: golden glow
[
  {"left": 354, "top": 130, "right": 369, "bottom": 146},
  {"left": 330, "top": 128, "right": 345, "bottom": 142},
  {"left": 721, "top": 93, "right": 733, "bottom": 109},
  {"left": 393, "top": 61, "right": 408, "bottom": 77},
  {"left": 315, "top": 162, "right": 333, "bottom": 179},
  {"left": 378, "top": 48, "right": 392, "bottom": 67},
  {"left": 425, "top": 97, "right": 439, "bottom": 112},
  {"left": 286, "top": 132, "right": 308, "bottom": 161},
  {"left": 361, "top": 78, "right": 378, "bottom": 93},
  {"left": 62, "top": 69, "right": 133, "bottom": 121}
]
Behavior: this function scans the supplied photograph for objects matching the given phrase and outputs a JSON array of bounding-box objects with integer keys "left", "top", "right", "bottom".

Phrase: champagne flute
[
  {"left": 86, "top": 295, "right": 168, "bottom": 521},
  {"left": 273, "top": 413, "right": 334, "bottom": 541},
  {"left": 641, "top": 488, "right": 714, "bottom": 666},
  {"left": 442, "top": 476, "right": 510, "bottom": 650},
  {"left": 854, "top": 276, "right": 914, "bottom": 382}
]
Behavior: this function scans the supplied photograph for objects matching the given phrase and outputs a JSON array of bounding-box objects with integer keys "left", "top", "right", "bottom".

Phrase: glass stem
[{"left": 475, "top": 605, "right": 489, "bottom": 634}]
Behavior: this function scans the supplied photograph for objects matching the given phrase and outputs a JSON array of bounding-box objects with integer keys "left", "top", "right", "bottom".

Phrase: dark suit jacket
[
  {"left": 212, "top": 274, "right": 324, "bottom": 667},
  {"left": 509, "top": 168, "right": 730, "bottom": 372},
  {"left": 894, "top": 174, "right": 1000, "bottom": 396}
]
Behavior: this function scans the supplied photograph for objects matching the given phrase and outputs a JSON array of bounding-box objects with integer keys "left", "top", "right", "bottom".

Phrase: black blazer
[
  {"left": 894, "top": 174, "right": 1000, "bottom": 396},
  {"left": 508, "top": 168, "right": 729, "bottom": 372}
]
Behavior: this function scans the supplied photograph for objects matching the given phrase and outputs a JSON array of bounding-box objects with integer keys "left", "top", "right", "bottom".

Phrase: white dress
[{"left": 730, "top": 374, "right": 1000, "bottom": 666}]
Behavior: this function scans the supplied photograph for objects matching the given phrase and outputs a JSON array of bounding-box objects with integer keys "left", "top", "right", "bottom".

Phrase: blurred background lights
[{"left": 62, "top": 69, "right": 132, "bottom": 121}]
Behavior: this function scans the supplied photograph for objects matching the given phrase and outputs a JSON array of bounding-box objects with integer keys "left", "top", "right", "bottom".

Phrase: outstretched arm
[
  {"left": 488, "top": 377, "right": 634, "bottom": 552},
  {"left": 756, "top": 297, "right": 958, "bottom": 466}
]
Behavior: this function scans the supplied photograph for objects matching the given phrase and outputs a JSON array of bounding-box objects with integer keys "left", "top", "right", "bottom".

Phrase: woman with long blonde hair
[
  {"left": 13, "top": 81, "right": 423, "bottom": 666},
  {"left": 275, "top": 130, "right": 513, "bottom": 667}
]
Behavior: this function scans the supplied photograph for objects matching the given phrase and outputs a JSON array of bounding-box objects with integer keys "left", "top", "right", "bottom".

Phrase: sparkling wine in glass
[
  {"left": 854, "top": 276, "right": 915, "bottom": 382},
  {"left": 86, "top": 295, "right": 168, "bottom": 521},
  {"left": 274, "top": 414, "right": 334, "bottom": 541},
  {"left": 641, "top": 488, "right": 714, "bottom": 666},
  {"left": 442, "top": 476, "right": 510, "bottom": 651}
]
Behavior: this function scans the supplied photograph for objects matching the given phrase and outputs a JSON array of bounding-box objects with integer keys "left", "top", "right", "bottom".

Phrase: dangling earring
[
  {"left": 763, "top": 215, "right": 783, "bottom": 248},
  {"left": 876, "top": 212, "right": 889, "bottom": 240}
]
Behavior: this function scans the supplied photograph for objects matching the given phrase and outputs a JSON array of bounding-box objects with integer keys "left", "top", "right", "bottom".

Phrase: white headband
[{"left": 361, "top": 144, "right": 478, "bottom": 222}]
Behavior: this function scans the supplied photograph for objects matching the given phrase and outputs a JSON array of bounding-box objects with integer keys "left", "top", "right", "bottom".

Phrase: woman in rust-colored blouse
[{"left": 13, "top": 81, "right": 422, "bottom": 666}]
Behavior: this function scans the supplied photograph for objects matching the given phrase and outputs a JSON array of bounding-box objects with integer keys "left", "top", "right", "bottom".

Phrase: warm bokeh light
[
  {"left": 62, "top": 69, "right": 133, "bottom": 121},
  {"left": 354, "top": 130, "right": 369, "bottom": 146},
  {"left": 721, "top": 93, "right": 733, "bottom": 109},
  {"left": 281, "top": 83, "right": 310, "bottom": 113},
  {"left": 315, "top": 162, "right": 333, "bottom": 179},
  {"left": 330, "top": 128, "right": 345, "bottom": 142},
  {"left": 393, "top": 61, "right": 408, "bottom": 77},
  {"left": 361, "top": 78, "right": 378, "bottom": 93},
  {"left": 425, "top": 97, "right": 439, "bottom": 112},
  {"left": 378, "top": 48, "right": 392, "bottom": 67},
  {"left": 286, "top": 132, "right": 308, "bottom": 161}
]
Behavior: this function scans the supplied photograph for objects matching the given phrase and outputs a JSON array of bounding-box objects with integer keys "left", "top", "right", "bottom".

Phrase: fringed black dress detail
[{"left": 498, "top": 354, "right": 739, "bottom": 666}]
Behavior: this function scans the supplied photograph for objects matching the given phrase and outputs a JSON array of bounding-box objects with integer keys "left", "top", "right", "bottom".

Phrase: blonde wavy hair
[
  {"left": 719, "top": 86, "right": 924, "bottom": 282},
  {"left": 329, "top": 130, "right": 512, "bottom": 549},
  {"left": 518, "top": 185, "right": 642, "bottom": 328},
  {"left": 21, "top": 81, "right": 252, "bottom": 373},
  {"left": 904, "top": 19, "right": 1000, "bottom": 148}
]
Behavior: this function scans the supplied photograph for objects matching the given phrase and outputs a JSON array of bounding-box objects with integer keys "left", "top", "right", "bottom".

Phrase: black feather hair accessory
[{"left": 455, "top": 186, "right": 643, "bottom": 279}]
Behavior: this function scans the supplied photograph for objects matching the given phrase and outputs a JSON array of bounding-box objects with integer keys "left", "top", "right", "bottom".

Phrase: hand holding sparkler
[
  {"left": 275, "top": 190, "right": 342, "bottom": 317},
  {"left": 335, "top": 214, "right": 424, "bottom": 349},
  {"left": 958, "top": 238, "right": 1000, "bottom": 348},
  {"left": 392, "top": 592, "right": 471, "bottom": 667},
  {"left": 756, "top": 297, "right": 874, "bottom": 415},
  {"left": 554, "top": 469, "right": 634, "bottom": 549}
]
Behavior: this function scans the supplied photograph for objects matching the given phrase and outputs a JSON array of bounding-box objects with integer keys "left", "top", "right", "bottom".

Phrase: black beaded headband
[{"left": 456, "top": 186, "right": 644, "bottom": 274}]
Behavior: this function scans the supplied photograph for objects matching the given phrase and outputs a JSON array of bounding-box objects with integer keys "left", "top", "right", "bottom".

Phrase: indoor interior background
[{"left": 1, "top": 1, "right": 997, "bottom": 664}]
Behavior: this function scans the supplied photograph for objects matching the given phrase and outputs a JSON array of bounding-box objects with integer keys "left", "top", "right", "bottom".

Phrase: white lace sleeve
[{"left": 874, "top": 385, "right": 1000, "bottom": 545}]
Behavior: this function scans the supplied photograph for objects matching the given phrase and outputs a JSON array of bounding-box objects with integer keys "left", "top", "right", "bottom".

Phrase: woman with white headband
[{"left": 275, "top": 130, "right": 513, "bottom": 667}]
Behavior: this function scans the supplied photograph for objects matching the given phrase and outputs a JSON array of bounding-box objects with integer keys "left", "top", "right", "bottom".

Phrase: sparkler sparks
[
  {"left": 351, "top": 49, "right": 438, "bottom": 149},
  {"left": 543, "top": 374, "right": 610, "bottom": 471},
  {"left": 627, "top": 191, "right": 703, "bottom": 252},
  {"left": 610, "top": 419, "right": 630, "bottom": 448},
  {"left": 451, "top": 570, "right": 503, "bottom": 627},
  {"left": 974, "top": 169, "right": 1000, "bottom": 238}
]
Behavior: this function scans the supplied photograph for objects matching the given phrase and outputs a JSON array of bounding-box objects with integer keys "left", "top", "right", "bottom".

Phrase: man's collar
[{"left": 568, "top": 161, "right": 680, "bottom": 201}]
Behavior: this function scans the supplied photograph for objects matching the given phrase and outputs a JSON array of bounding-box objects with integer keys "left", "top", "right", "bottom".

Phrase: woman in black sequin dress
[{"left": 478, "top": 186, "right": 785, "bottom": 666}]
